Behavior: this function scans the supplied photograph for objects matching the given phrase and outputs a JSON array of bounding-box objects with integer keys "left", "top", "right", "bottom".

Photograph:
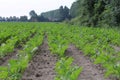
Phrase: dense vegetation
[
  {"left": 0, "top": 0, "right": 120, "bottom": 27},
  {"left": 0, "top": 6, "right": 70, "bottom": 22},
  {"left": 0, "top": 22, "right": 120, "bottom": 80},
  {"left": 41, "top": 6, "right": 70, "bottom": 22},
  {"left": 0, "top": 0, "right": 120, "bottom": 80},
  {"left": 70, "top": 0, "right": 120, "bottom": 27}
]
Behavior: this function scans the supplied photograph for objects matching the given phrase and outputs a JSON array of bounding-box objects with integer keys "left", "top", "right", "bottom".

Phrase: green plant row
[
  {"left": 0, "top": 23, "right": 28, "bottom": 44},
  {"left": 0, "top": 26, "right": 38, "bottom": 58},
  {"left": 47, "top": 27, "right": 69, "bottom": 57},
  {"left": 1, "top": 22, "right": 120, "bottom": 79},
  {"left": 69, "top": 26, "right": 120, "bottom": 79},
  {"left": 41, "top": 23, "right": 82, "bottom": 80},
  {"left": 0, "top": 28, "right": 44, "bottom": 80},
  {"left": 39, "top": 23, "right": 120, "bottom": 79},
  {"left": 55, "top": 57, "right": 82, "bottom": 80}
]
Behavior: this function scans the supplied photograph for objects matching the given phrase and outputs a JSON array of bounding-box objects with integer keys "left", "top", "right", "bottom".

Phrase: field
[{"left": 0, "top": 22, "right": 120, "bottom": 80}]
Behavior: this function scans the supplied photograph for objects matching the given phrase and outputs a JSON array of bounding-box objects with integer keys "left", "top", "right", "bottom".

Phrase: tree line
[
  {"left": 0, "top": 16, "right": 28, "bottom": 22},
  {"left": 41, "top": 6, "right": 70, "bottom": 22},
  {"left": 0, "top": 6, "right": 70, "bottom": 22},
  {"left": 70, "top": 0, "right": 120, "bottom": 27},
  {"left": 29, "top": 6, "right": 70, "bottom": 22},
  {"left": 1, "top": 0, "right": 119, "bottom": 27}
]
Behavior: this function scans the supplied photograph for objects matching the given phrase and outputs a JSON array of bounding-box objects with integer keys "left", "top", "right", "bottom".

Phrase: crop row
[
  {"left": 0, "top": 22, "right": 120, "bottom": 79},
  {"left": 0, "top": 26, "right": 43, "bottom": 80},
  {"left": 39, "top": 23, "right": 120, "bottom": 79},
  {"left": 0, "top": 25, "right": 38, "bottom": 58}
]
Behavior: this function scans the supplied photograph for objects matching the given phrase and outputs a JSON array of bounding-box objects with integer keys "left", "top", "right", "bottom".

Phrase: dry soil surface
[
  {"left": 22, "top": 36, "right": 58, "bottom": 80},
  {"left": 65, "top": 44, "right": 112, "bottom": 80},
  {"left": 0, "top": 48, "right": 19, "bottom": 66}
]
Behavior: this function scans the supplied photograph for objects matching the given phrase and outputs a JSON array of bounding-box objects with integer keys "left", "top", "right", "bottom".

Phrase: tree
[
  {"left": 41, "top": 6, "right": 70, "bottom": 22},
  {"left": 70, "top": 0, "right": 120, "bottom": 27},
  {"left": 58, "top": 6, "right": 70, "bottom": 21},
  {"left": 38, "top": 15, "right": 49, "bottom": 22},
  {"left": 70, "top": 1, "right": 79, "bottom": 18},
  {"left": 29, "top": 10, "right": 37, "bottom": 17},
  {"left": 59, "top": 6, "right": 65, "bottom": 21},
  {"left": 110, "top": 0, "right": 120, "bottom": 26},
  {"left": 2, "top": 17, "right": 6, "bottom": 21},
  {"left": 63, "top": 6, "right": 70, "bottom": 19},
  {"left": 0, "top": 17, "right": 3, "bottom": 22},
  {"left": 20, "top": 16, "right": 28, "bottom": 22},
  {"left": 29, "top": 10, "right": 38, "bottom": 22}
]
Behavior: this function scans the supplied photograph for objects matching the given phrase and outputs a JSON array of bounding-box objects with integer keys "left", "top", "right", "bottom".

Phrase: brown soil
[
  {"left": 0, "top": 48, "right": 19, "bottom": 66},
  {"left": 112, "top": 45, "right": 120, "bottom": 52},
  {"left": 0, "top": 33, "right": 36, "bottom": 66},
  {"left": 65, "top": 44, "right": 111, "bottom": 80},
  {"left": 22, "top": 35, "right": 58, "bottom": 80}
]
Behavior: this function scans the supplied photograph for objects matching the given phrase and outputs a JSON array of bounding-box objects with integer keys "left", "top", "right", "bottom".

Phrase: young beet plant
[
  {"left": 0, "top": 30, "right": 43, "bottom": 80},
  {"left": 55, "top": 57, "right": 82, "bottom": 80}
]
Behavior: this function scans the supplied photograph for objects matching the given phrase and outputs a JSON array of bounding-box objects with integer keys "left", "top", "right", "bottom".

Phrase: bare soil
[
  {"left": 22, "top": 36, "right": 58, "bottom": 80},
  {"left": 0, "top": 48, "right": 19, "bottom": 66},
  {"left": 112, "top": 45, "right": 120, "bottom": 52},
  {"left": 65, "top": 44, "right": 112, "bottom": 80},
  {"left": 0, "top": 33, "right": 36, "bottom": 66}
]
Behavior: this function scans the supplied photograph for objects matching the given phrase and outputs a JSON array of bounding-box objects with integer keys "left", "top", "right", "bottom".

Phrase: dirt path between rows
[
  {"left": 0, "top": 33, "right": 36, "bottom": 66},
  {"left": 65, "top": 44, "right": 111, "bottom": 80},
  {"left": 0, "top": 48, "right": 19, "bottom": 66},
  {"left": 22, "top": 35, "right": 58, "bottom": 80}
]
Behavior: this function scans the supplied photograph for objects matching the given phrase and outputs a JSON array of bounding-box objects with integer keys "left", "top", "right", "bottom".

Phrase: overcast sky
[{"left": 0, "top": 0, "right": 76, "bottom": 17}]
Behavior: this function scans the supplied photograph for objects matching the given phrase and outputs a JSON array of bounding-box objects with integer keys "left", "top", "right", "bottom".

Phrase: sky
[{"left": 0, "top": 0, "right": 76, "bottom": 18}]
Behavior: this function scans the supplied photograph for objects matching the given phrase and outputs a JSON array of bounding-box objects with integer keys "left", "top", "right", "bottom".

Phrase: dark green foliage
[
  {"left": 38, "top": 15, "right": 49, "bottom": 22},
  {"left": 70, "top": 2, "right": 79, "bottom": 18},
  {"left": 110, "top": 0, "right": 120, "bottom": 26},
  {"left": 41, "top": 9, "right": 61, "bottom": 21},
  {"left": 41, "top": 6, "right": 70, "bottom": 22},
  {"left": 0, "top": 16, "right": 19, "bottom": 22},
  {"left": 29, "top": 10, "right": 37, "bottom": 18},
  {"left": 29, "top": 10, "right": 49, "bottom": 22},
  {"left": 29, "top": 10, "right": 38, "bottom": 22},
  {"left": 19, "top": 16, "right": 28, "bottom": 22},
  {"left": 59, "top": 6, "right": 65, "bottom": 21},
  {"left": 63, "top": 6, "right": 70, "bottom": 19},
  {"left": 71, "top": 0, "right": 120, "bottom": 27}
]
